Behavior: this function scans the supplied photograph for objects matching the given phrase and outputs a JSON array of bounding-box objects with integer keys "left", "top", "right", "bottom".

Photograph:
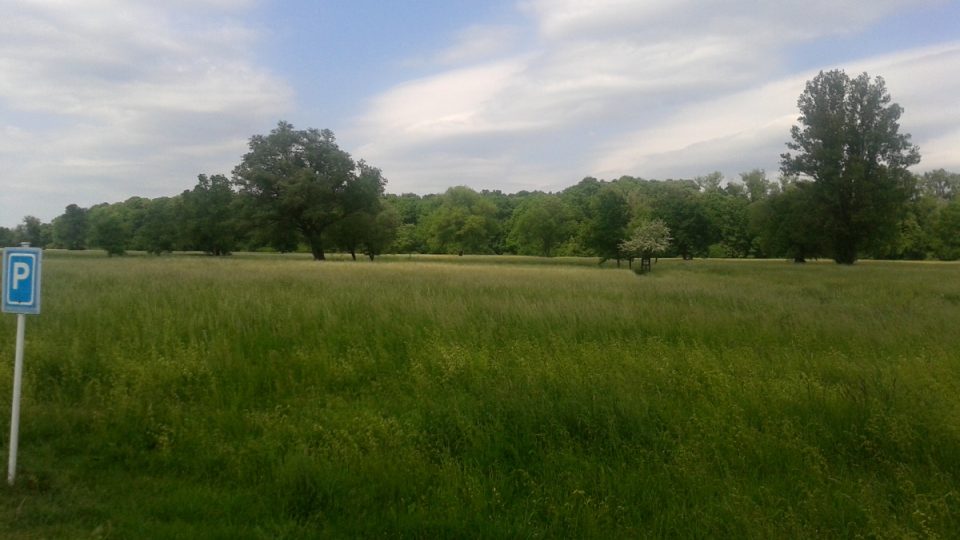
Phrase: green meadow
[{"left": 1, "top": 253, "right": 959, "bottom": 538}]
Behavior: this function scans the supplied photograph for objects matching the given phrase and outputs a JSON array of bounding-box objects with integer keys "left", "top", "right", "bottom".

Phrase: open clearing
[{"left": 1, "top": 253, "right": 959, "bottom": 537}]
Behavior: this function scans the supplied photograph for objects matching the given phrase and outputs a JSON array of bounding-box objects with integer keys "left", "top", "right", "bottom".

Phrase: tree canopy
[
  {"left": 585, "top": 187, "right": 630, "bottom": 264},
  {"left": 232, "top": 121, "right": 385, "bottom": 260},
  {"left": 425, "top": 186, "right": 500, "bottom": 255},
  {"left": 181, "top": 174, "right": 237, "bottom": 256},
  {"left": 781, "top": 70, "right": 920, "bottom": 264},
  {"left": 508, "top": 195, "right": 573, "bottom": 257},
  {"left": 12, "top": 105, "right": 960, "bottom": 265},
  {"left": 51, "top": 204, "right": 88, "bottom": 250}
]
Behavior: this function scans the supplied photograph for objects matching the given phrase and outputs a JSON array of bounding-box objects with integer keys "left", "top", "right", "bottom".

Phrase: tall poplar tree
[{"left": 781, "top": 70, "right": 920, "bottom": 264}]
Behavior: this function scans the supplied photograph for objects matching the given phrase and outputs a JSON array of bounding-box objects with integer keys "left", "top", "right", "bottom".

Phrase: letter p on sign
[
  {"left": 12, "top": 262, "right": 29, "bottom": 289},
  {"left": 2, "top": 248, "right": 42, "bottom": 315}
]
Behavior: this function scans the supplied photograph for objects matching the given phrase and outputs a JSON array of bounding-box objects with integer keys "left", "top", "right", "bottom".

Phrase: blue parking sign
[{"left": 2, "top": 248, "right": 42, "bottom": 315}]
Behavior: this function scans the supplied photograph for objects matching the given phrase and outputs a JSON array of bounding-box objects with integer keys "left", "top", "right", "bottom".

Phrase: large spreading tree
[
  {"left": 781, "top": 70, "right": 920, "bottom": 264},
  {"left": 233, "top": 121, "right": 385, "bottom": 260}
]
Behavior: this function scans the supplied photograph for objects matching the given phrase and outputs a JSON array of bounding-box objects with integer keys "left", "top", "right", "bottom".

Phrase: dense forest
[
  {"left": 3, "top": 72, "right": 959, "bottom": 264},
  {"left": 4, "top": 167, "right": 958, "bottom": 263}
]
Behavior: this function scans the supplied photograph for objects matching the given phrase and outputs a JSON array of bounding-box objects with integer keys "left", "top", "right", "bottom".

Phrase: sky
[{"left": 1, "top": 0, "right": 959, "bottom": 227}]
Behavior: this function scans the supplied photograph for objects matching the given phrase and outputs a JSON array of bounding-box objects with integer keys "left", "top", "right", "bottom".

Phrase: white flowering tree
[{"left": 620, "top": 219, "right": 672, "bottom": 273}]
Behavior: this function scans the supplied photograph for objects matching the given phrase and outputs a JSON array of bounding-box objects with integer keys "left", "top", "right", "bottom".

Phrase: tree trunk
[
  {"left": 832, "top": 227, "right": 858, "bottom": 264},
  {"left": 833, "top": 242, "right": 857, "bottom": 264},
  {"left": 350, "top": 249, "right": 357, "bottom": 261},
  {"left": 300, "top": 226, "right": 326, "bottom": 261}
]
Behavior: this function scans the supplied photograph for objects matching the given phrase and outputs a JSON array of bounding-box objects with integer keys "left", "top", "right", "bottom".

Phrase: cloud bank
[
  {"left": 1, "top": 0, "right": 956, "bottom": 226},
  {"left": 353, "top": 0, "right": 958, "bottom": 195},
  {"left": 0, "top": 0, "right": 290, "bottom": 225}
]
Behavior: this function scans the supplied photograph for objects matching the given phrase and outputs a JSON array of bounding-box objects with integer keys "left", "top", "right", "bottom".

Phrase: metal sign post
[
  {"left": 8, "top": 313, "right": 25, "bottom": 486},
  {"left": 3, "top": 243, "right": 42, "bottom": 486}
]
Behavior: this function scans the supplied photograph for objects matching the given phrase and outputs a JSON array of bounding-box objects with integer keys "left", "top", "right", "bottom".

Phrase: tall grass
[{"left": 1, "top": 254, "right": 958, "bottom": 537}]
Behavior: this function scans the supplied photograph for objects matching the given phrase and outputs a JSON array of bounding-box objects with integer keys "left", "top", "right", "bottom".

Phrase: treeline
[
  {"left": 4, "top": 167, "right": 959, "bottom": 262},
  {"left": 5, "top": 71, "right": 958, "bottom": 263}
]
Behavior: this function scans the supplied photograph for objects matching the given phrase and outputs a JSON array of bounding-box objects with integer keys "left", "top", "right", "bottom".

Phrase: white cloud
[
  {"left": 587, "top": 67, "right": 810, "bottom": 179},
  {"left": 521, "top": 0, "right": 935, "bottom": 42},
  {"left": 919, "top": 129, "right": 960, "bottom": 171},
  {"left": 0, "top": 0, "right": 290, "bottom": 225},
  {"left": 354, "top": 0, "right": 957, "bottom": 197},
  {"left": 3, "top": 0, "right": 956, "bottom": 225},
  {"left": 593, "top": 42, "right": 960, "bottom": 179},
  {"left": 356, "top": 58, "right": 537, "bottom": 146}
]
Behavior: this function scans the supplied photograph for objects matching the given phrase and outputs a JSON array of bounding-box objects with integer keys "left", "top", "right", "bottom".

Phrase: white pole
[{"left": 7, "top": 313, "right": 26, "bottom": 486}]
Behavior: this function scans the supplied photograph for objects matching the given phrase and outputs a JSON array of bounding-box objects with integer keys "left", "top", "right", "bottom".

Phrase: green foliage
[
  {"left": 507, "top": 194, "right": 574, "bottom": 256},
  {"left": 781, "top": 70, "right": 921, "bottom": 264},
  {"left": 740, "top": 168, "right": 776, "bottom": 203},
  {"left": 560, "top": 176, "right": 603, "bottom": 219},
  {"left": 480, "top": 189, "right": 520, "bottom": 254},
  {"left": 934, "top": 198, "right": 960, "bottom": 260},
  {"left": 0, "top": 227, "right": 14, "bottom": 247},
  {"left": 871, "top": 192, "right": 940, "bottom": 260},
  {"left": 14, "top": 101, "right": 960, "bottom": 263},
  {"left": 86, "top": 204, "right": 130, "bottom": 255},
  {"left": 750, "top": 180, "right": 824, "bottom": 262},
  {"left": 918, "top": 168, "right": 960, "bottom": 200},
  {"left": 135, "top": 197, "right": 179, "bottom": 255},
  {"left": 233, "top": 121, "right": 385, "bottom": 260},
  {"left": 363, "top": 204, "right": 400, "bottom": 260},
  {"left": 51, "top": 204, "right": 88, "bottom": 250},
  {"left": 585, "top": 187, "right": 629, "bottom": 263},
  {"left": 425, "top": 186, "right": 500, "bottom": 254},
  {"left": 703, "top": 188, "right": 752, "bottom": 257},
  {"left": 391, "top": 223, "right": 422, "bottom": 254},
  {"left": 11, "top": 106, "right": 956, "bottom": 261},
  {"left": 395, "top": 193, "right": 441, "bottom": 254},
  {"left": 180, "top": 174, "right": 238, "bottom": 256},
  {"left": 329, "top": 204, "right": 400, "bottom": 261},
  {"left": 15, "top": 215, "right": 50, "bottom": 247},
  {"left": 695, "top": 170, "right": 723, "bottom": 192},
  {"left": 652, "top": 182, "right": 712, "bottom": 259},
  {"left": 328, "top": 164, "right": 400, "bottom": 261},
  {"left": 329, "top": 211, "right": 372, "bottom": 260}
]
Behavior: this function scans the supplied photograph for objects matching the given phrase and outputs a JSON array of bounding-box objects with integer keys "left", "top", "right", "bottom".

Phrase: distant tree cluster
[
  {"left": 7, "top": 166, "right": 958, "bottom": 263},
  {"left": 3, "top": 71, "right": 959, "bottom": 263}
]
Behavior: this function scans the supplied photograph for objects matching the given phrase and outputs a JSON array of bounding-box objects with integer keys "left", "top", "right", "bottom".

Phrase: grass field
[{"left": 1, "top": 253, "right": 959, "bottom": 538}]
